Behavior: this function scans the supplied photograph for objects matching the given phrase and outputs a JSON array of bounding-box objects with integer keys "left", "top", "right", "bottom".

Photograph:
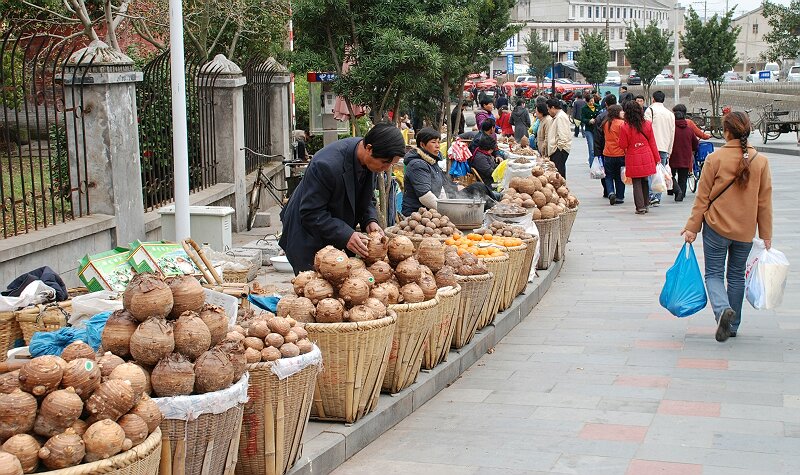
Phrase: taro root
[
  {"left": 123, "top": 273, "right": 173, "bottom": 321},
  {"left": 367, "top": 261, "right": 393, "bottom": 284},
  {"left": 0, "top": 451, "right": 23, "bottom": 475},
  {"left": 198, "top": 304, "right": 229, "bottom": 346},
  {"left": 70, "top": 420, "right": 88, "bottom": 437},
  {"left": 60, "top": 341, "right": 95, "bottom": 362},
  {"left": 387, "top": 236, "right": 414, "bottom": 265},
  {"left": 338, "top": 277, "right": 370, "bottom": 307},
  {"left": 266, "top": 333, "right": 284, "bottom": 348},
  {"left": 247, "top": 320, "right": 270, "bottom": 339},
  {"left": 130, "top": 317, "right": 175, "bottom": 366},
  {"left": 399, "top": 283, "right": 425, "bottom": 303},
  {"left": 97, "top": 352, "right": 125, "bottom": 380},
  {"left": 82, "top": 420, "right": 131, "bottom": 462},
  {"left": 226, "top": 331, "right": 245, "bottom": 342},
  {"left": 291, "top": 271, "right": 318, "bottom": 296},
  {"left": 101, "top": 309, "right": 139, "bottom": 358},
  {"left": 194, "top": 348, "right": 234, "bottom": 394},
  {"left": 85, "top": 380, "right": 136, "bottom": 422},
  {"left": 313, "top": 245, "right": 337, "bottom": 272},
  {"left": 277, "top": 296, "right": 315, "bottom": 323},
  {"left": 108, "top": 363, "right": 148, "bottom": 402},
  {"left": 173, "top": 311, "right": 212, "bottom": 361},
  {"left": 243, "top": 337, "right": 265, "bottom": 351},
  {"left": 377, "top": 281, "right": 401, "bottom": 304},
  {"left": 38, "top": 429, "right": 85, "bottom": 470},
  {"left": 2, "top": 434, "right": 40, "bottom": 473},
  {"left": 347, "top": 305, "right": 374, "bottom": 322},
  {"left": 129, "top": 395, "right": 163, "bottom": 433},
  {"left": 417, "top": 238, "right": 446, "bottom": 272},
  {"left": 279, "top": 343, "right": 300, "bottom": 358},
  {"left": 34, "top": 388, "right": 83, "bottom": 438},
  {"left": 365, "top": 231, "right": 389, "bottom": 264},
  {"left": 350, "top": 268, "right": 376, "bottom": 288},
  {"left": 283, "top": 331, "right": 298, "bottom": 344},
  {"left": 303, "top": 278, "right": 334, "bottom": 305},
  {"left": 18, "top": 356, "right": 64, "bottom": 397},
  {"left": 0, "top": 371, "right": 20, "bottom": 394},
  {"left": 417, "top": 274, "right": 438, "bottom": 301},
  {"left": 275, "top": 295, "right": 297, "bottom": 318},
  {"left": 369, "top": 285, "right": 390, "bottom": 306},
  {"left": 60, "top": 358, "right": 101, "bottom": 400},
  {"left": 434, "top": 266, "right": 458, "bottom": 288},
  {"left": 296, "top": 339, "right": 313, "bottom": 355},
  {"left": 118, "top": 414, "right": 149, "bottom": 447},
  {"left": 316, "top": 247, "right": 351, "bottom": 284},
  {"left": 261, "top": 347, "right": 281, "bottom": 362},
  {"left": 395, "top": 257, "right": 422, "bottom": 286},
  {"left": 245, "top": 347, "right": 262, "bottom": 363},
  {"left": 290, "top": 326, "right": 308, "bottom": 340},
  {"left": 348, "top": 257, "right": 365, "bottom": 270},
  {"left": 0, "top": 389, "right": 37, "bottom": 442},
  {"left": 167, "top": 275, "right": 205, "bottom": 319},
  {"left": 363, "top": 298, "right": 387, "bottom": 319},
  {"left": 315, "top": 298, "right": 345, "bottom": 323},
  {"left": 151, "top": 353, "right": 195, "bottom": 397},
  {"left": 216, "top": 339, "right": 247, "bottom": 382},
  {"left": 267, "top": 317, "right": 291, "bottom": 336}
]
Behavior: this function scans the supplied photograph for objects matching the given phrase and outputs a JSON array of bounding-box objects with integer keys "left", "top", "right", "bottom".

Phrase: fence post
[
  {"left": 199, "top": 54, "right": 248, "bottom": 231},
  {"left": 63, "top": 41, "right": 145, "bottom": 246},
  {"left": 269, "top": 67, "right": 292, "bottom": 161}
]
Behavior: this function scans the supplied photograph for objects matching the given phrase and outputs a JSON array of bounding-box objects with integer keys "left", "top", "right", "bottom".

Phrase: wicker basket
[
  {"left": 159, "top": 404, "right": 244, "bottom": 475},
  {"left": 305, "top": 315, "right": 396, "bottom": 423},
  {"left": 0, "top": 310, "right": 23, "bottom": 363},
  {"left": 554, "top": 207, "right": 578, "bottom": 262},
  {"left": 383, "top": 298, "right": 439, "bottom": 394},
  {"left": 422, "top": 286, "right": 461, "bottom": 370},
  {"left": 515, "top": 236, "right": 538, "bottom": 295},
  {"left": 498, "top": 243, "right": 528, "bottom": 311},
  {"left": 16, "top": 301, "right": 71, "bottom": 345},
  {"left": 41, "top": 428, "right": 162, "bottom": 474},
  {"left": 534, "top": 216, "right": 560, "bottom": 270},
  {"left": 476, "top": 254, "right": 509, "bottom": 330},
  {"left": 236, "top": 358, "right": 320, "bottom": 475},
  {"left": 451, "top": 273, "right": 494, "bottom": 349}
]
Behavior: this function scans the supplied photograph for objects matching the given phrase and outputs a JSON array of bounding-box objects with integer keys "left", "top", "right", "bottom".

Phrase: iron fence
[
  {"left": 0, "top": 29, "right": 91, "bottom": 239},
  {"left": 242, "top": 56, "right": 287, "bottom": 173},
  {"left": 137, "top": 51, "right": 221, "bottom": 211}
]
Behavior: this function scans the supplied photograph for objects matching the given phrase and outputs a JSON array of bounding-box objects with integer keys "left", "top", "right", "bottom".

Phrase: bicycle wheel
[
  {"left": 247, "top": 180, "right": 262, "bottom": 231},
  {"left": 759, "top": 120, "right": 769, "bottom": 144}
]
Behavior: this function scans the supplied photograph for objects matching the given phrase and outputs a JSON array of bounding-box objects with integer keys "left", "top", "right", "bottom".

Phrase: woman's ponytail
[{"left": 723, "top": 112, "right": 752, "bottom": 186}]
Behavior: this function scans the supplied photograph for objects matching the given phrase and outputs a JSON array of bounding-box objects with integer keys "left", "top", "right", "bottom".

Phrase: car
[
  {"left": 787, "top": 65, "right": 800, "bottom": 82},
  {"left": 604, "top": 71, "right": 622, "bottom": 85},
  {"left": 660, "top": 68, "right": 674, "bottom": 78},
  {"left": 627, "top": 70, "right": 642, "bottom": 85},
  {"left": 679, "top": 76, "right": 704, "bottom": 85},
  {"left": 515, "top": 75, "right": 535, "bottom": 84},
  {"left": 555, "top": 78, "right": 574, "bottom": 84},
  {"left": 680, "top": 68, "right": 695, "bottom": 78},
  {"left": 722, "top": 71, "right": 745, "bottom": 83},
  {"left": 651, "top": 74, "right": 675, "bottom": 86}
]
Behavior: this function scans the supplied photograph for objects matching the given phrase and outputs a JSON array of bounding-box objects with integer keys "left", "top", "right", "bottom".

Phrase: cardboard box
[
  {"left": 78, "top": 248, "right": 134, "bottom": 292},
  {"left": 127, "top": 240, "right": 201, "bottom": 277}
]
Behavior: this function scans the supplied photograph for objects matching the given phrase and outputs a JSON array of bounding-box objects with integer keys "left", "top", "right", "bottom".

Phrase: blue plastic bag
[
  {"left": 84, "top": 311, "right": 112, "bottom": 350},
  {"left": 29, "top": 327, "right": 89, "bottom": 357},
  {"left": 659, "top": 243, "right": 708, "bottom": 317},
  {"left": 449, "top": 160, "right": 470, "bottom": 178},
  {"left": 248, "top": 294, "right": 280, "bottom": 313}
]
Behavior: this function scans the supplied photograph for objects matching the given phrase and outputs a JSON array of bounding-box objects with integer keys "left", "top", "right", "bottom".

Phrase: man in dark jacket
[
  {"left": 279, "top": 123, "right": 405, "bottom": 272},
  {"left": 450, "top": 103, "right": 467, "bottom": 136},
  {"left": 510, "top": 102, "right": 531, "bottom": 142},
  {"left": 474, "top": 97, "right": 495, "bottom": 129},
  {"left": 618, "top": 86, "right": 634, "bottom": 105},
  {"left": 469, "top": 119, "right": 500, "bottom": 185}
]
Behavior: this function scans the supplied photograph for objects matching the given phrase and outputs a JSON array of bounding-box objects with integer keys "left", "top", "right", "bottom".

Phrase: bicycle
[
  {"left": 755, "top": 99, "right": 793, "bottom": 143},
  {"left": 687, "top": 141, "right": 714, "bottom": 193},
  {"left": 241, "top": 147, "right": 306, "bottom": 231},
  {"left": 690, "top": 108, "right": 724, "bottom": 139}
]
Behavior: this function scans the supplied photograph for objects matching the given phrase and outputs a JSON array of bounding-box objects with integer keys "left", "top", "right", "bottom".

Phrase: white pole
[
  {"left": 673, "top": 2, "right": 680, "bottom": 106},
  {"left": 289, "top": 5, "right": 296, "bottom": 130},
  {"left": 168, "top": 0, "right": 191, "bottom": 241}
]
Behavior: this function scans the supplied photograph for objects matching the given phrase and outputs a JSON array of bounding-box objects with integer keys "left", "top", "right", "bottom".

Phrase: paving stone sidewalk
[{"left": 332, "top": 142, "right": 800, "bottom": 474}]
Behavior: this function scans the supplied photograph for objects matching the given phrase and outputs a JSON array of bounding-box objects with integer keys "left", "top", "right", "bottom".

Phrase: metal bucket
[{"left": 437, "top": 199, "right": 484, "bottom": 230}]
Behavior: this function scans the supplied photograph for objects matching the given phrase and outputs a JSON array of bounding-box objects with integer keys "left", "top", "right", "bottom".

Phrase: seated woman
[
  {"left": 469, "top": 118, "right": 501, "bottom": 185},
  {"left": 402, "top": 128, "right": 452, "bottom": 216}
]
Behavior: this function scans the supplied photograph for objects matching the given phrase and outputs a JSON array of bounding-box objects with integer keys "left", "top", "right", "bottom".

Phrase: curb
[
  {"left": 287, "top": 259, "right": 564, "bottom": 475},
  {"left": 707, "top": 139, "right": 799, "bottom": 157}
]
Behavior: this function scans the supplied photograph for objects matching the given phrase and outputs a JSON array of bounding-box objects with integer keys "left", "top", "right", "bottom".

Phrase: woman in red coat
[
  {"left": 670, "top": 105, "right": 699, "bottom": 202},
  {"left": 496, "top": 106, "right": 514, "bottom": 137},
  {"left": 619, "top": 101, "right": 661, "bottom": 214}
]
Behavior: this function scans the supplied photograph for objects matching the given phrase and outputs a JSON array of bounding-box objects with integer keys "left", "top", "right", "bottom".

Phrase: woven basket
[
  {"left": 41, "top": 428, "right": 162, "bottom": 474},
  {"left": 305, "top": 315, "right": 396, "bottom": 423},
  {"left": 515, "top": 236, "right": 538, "bottom": 295},
  {"left": 451, "top": 273, "right": 494, "bottom": 349},
  {"left": 159, "top": 404, "right": 244, "bottom": 475},
  {"left": 422, "top": 285, "right": 461, "bottom": 370},
  {"left": 16, "top": 301, "right": 71, "bottom": 345},
  {"left": 383, "top": 298, "right": 439, "bottom": 394},
  {"left": 236, "top": 360, "right": 319, "bottom": 475},
  {"left": 476, "top": 254, "right": 509, "bottom": 330},
  {"left": 498, "top": 243, "right": 528, "bottom": 311},
  {"left": 554, "top": 207, "right": 578, "bottom": 262},
  {"left": 534, "top": 216, "right": 560, "bottom": 270},
  {"left": 0, "top": 310, "right": 23, "bottom": 363}
]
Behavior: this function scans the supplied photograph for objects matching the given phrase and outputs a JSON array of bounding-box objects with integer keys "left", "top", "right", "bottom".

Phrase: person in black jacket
[
  {"left": 450, "top": 103, "right": 466, "bottom": 136},
  {"left": 510, "top": 101, "right": 531, "bottom": 142},
  {"left": 279, "top": 123, "right": 406, "bottom": 272},
  {"left": 469, "top": 118, "right": 500, "bottom": 185},
  {"left": 402, "top": 128, "right": 451, "bottom": 215}
]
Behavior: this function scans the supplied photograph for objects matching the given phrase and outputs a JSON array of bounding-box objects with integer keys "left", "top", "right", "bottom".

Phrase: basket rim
[
  {"left": 40, "top": 427, "right": 161, "bottom": 475},
  {"left": 388, "top": 296, "right": 440, "bottom": 312},
  {"left": 479, "top": 254, "right": 510, "bottom": 263},
  {"left": 304, "top": 314, "right": 397, "bottom": 332},
  {"left": 454, "top": 272, "right": 493, "bottom": 282},
  {"left": 436, "top": 285, "right": 461, "bottom": 298},
  {"left": 533, "top": 216, "right": 560, "bottom": 223}
]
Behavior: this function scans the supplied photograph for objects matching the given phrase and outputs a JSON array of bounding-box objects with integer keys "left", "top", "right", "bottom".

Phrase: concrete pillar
[
  {"left": 268, "top": 68, "right": 292, "bottom": 161},
  {"left": 198, "top": 54, "right": 248, "bottom": 231},
  {"left": 64, "top": 40, "right": 145, "bottom": 247}
]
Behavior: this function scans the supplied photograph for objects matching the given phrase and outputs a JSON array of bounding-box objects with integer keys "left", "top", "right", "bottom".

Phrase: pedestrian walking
[
  {"left": 581, "top": 93, "right": 600, "bottom": 163},
  {"left": 670, "top": 105, "right": 699, "bottom": 202},
  {"left": 546, "top": 98, "right": 572, "bottom": 177},
  {"left": 644, "top": 90, "right": 675, "bottom": 205},
  {"left": 601, "top": 104, "right": 626, "bottom": 205},
  {"left": 681, "top": 112, "right": 773, "bottom": 342},
  {"left": 475, "top": 97, "right": 495, "bottom": 130},
  {"left": 496, "top": 105, "right": 514, "bottom": 137},
  {"left": 571, "top": 94, "right": 586, "bottom": 137},
  {"left": 672, "top": 104, "right": 710, "bottom": 140},
  {"left": 618, "top": 85, "right": 634, "bottom": 105},
  {"left": 535, "top": 102, "right": 551, "bottom": 157},
  {"left": 511, "top": 101, "right": 531, "bottom": 142},
  {"left": 619, "top": 100, "right": 660, "bottom": 214}
]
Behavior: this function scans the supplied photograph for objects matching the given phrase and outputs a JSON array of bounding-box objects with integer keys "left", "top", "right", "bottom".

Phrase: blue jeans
[
  {"left": 585, "top": 130, "right": 595, "bottom": 163},
  {"left": 650, "top": 152, "right": 669, "bottom": 201},
  {"left": 603, "top": 156, "right": 625, "bottom": 200},
  {"left": 702, "top": 222, "right": 753, "bottom": 332}
]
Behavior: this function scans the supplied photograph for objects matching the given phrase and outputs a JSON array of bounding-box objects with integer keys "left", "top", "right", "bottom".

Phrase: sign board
[
  {"left": 502, "top": 35, "right": 518, "bottom": 53},
  {"left": 758, "top": 71, "right": 771, "bottom": 80},
  {"left": 567, "top": 51, "right": 574, "bottom": 61},
  {"left": 506, "top": 54, "right": 515, "bottom": 74},
  {"left": 307, "top": 72, "right": 338, "bottom": 82}
]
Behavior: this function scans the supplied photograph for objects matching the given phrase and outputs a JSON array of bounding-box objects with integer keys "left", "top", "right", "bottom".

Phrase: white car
[
  {"left": 604, "top": 71, "right": 622, "bottom": 85},
  {"left": 723, "top": 71, "right": 745, "bottom": 83},
  {"left": 679, "top": 75, "right": 706, "bottom": 85},
  {"left": 515, "top": 75, "right": 535, "bottom": 84},
  {"left": 651, "top": 74, "right": 675, "bottom": 86},
  {"left": 787, "top": 65, "right": 800, "bottom": 82}
]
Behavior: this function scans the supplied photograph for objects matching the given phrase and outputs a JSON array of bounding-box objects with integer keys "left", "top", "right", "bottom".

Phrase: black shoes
[
  {"left": 609, "top": 193, "right": 617, "bottom": 205},
  {"left": 716, "top": 308, "right": 735, "bottom": 342},
  {"left": 730, "top": 331, "right": 737, "bottom": 338},
  {"left": 674, "top": 191, "right": 684, "bottom": 202}
]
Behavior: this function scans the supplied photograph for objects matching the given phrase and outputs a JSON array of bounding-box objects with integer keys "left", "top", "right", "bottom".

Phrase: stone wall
[{"left": 626, "top": 83, "right": 800, "bottom": 112}]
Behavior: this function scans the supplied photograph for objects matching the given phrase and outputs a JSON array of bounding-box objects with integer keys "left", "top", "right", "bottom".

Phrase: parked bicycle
[
  {"left": 753, "top": 99, "right": 800, "bottom": 144},
  {"left": 241, "top": 147, "right": 306, "bottom": 231},
  {"left": 687, "top": 108, "right": 724, "bottom": 139}
]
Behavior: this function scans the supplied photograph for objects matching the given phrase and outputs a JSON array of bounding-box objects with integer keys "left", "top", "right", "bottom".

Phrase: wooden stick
[
  {"left": 186, "top": 239, "right": 223, "bottom": 284},
  {"left": 182, "top": 240, "right": 215, "bottom": 284}
]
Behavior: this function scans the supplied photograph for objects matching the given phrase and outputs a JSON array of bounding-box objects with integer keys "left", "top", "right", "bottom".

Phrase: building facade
[{"left": 732, "top": 7, "right": 771, "bottom": 74}]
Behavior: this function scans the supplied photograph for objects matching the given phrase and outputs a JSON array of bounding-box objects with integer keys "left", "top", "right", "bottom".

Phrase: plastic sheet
[
  {"left": 154, "top": 372, "right": 250, "bottom": 421},
  {"left": 84, "top": 311, "right": 112, "bottom": 349},
  {"left": 483, "top": 211, "right": 540, "bottom": 282},
  {"left": 248, "top": 294, "right": 280, "bottom": 313},
  {"left": 270, "top": 345, "right": 323, "bottom": 380},
  {"left": 0, "top": 281, "right": 56, "bottom": 312},
  {"left": 69, "top": 291, "right": 122, "bottom": 327}
]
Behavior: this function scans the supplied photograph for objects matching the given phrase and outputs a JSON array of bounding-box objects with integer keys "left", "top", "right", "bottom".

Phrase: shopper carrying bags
[{"left": 618, "top": 100, "right": 660, "bottom": 214}]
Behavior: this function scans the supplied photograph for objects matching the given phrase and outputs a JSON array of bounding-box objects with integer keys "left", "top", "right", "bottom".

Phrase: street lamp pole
[{"left": 550, "top": 39, "right": 558, "bottom": 98}]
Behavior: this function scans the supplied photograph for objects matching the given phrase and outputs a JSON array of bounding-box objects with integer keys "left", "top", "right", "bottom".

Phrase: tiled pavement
[{"left": 332, "top": 140, "right": 800, "bottom": 474}]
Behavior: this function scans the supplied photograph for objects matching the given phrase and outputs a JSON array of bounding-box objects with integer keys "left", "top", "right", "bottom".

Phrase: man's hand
[
  {"left": 681, "top": 229, "right": 697, "bottom": 244},
  {"left": 589, "top": 119, "right": 595, "bottom": 124},
  {"left": 365, "top": 222, "right": 384, "bottom": 236},
  {"left": 346, "top": 232, "right": 370, "bottom": 257},
  {"left": 764, "top": 239, "right": 772, "bottom": 250}
]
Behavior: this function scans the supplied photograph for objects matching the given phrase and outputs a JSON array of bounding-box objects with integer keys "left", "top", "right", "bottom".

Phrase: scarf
[{"left": 411, "top": 146, "right": 440, "bottom": 165}]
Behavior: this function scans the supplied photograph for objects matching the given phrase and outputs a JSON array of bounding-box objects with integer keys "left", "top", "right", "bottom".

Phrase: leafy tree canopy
[
  {"left": 761, "top": 0, "right": 800, "bottom": 64},
  {"left": 625, "top": 21, "right": 672, "bottom": 98},
  {"left": 578, "top": 32, "right": 609, "bottom": 86},
  {"left": 524, "top": 31, "right": 551, "bottom": 84}
]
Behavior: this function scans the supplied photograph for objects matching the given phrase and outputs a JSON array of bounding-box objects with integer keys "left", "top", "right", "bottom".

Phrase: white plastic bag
[
  {"left": 660, "top": 163, "right": 673, "bottom": 190},
  {"left": 745, "top": 239, "right": 790, "bottom": 309},
  {"left": 69, "top": 291, "right": 123, "bottom": 327},
  {"left": 589, "top": 157, "right": 606, "bottom": 179},
  {"left": 650, "top": 166, "right": 667, "bottom": 193}
]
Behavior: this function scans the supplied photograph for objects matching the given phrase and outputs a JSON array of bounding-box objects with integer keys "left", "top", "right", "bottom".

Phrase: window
[
  {"left": 553, "top": 29, "right": 559, "bottom": 41},
  {"left": 617, "top": 7, "right": 621, "bottom": 18},
  {"left": 565, "top": 28, "right": 570, "bottom": 40},
  {"left": 588, "top": 6, "right": 592, "bottom": 18},
  {"left": 574, "top": 28, "right": 580, "bottom": 41},
  {"left": 623, "top": 8, "right": 626, "bottom": 18},
  {"left": 603, "top": 7, "right": 607, "bottom": 17},
  {"left": 611, "top": 28, "right": 615, "bottom": 40},
  {"left": 596, "top": 6, "right": 600, "bottom": 18},
  {"left": 572, "top": 5, "right": 575, "bottom": 17},
  {"left": 610, "top": 7, "right": 614, "bottom": 18},
  {"left": 753, "top": 24, "right": 759, "bottom": 34},
  {"left": 580, "top": 5, "right": 584, "bottom": 17},
  {"left": 542, "top": 29, "right": 548, "bottom": 41}
]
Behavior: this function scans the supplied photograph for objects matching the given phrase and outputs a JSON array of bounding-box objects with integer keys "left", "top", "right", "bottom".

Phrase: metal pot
[{"left": 437, "top": 199, "right": 484, "bottom": 230}]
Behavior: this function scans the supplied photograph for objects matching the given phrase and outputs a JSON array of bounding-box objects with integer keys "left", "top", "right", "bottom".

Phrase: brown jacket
[{"left": 685, "top": 142, "right": 773, "bottom": 242}]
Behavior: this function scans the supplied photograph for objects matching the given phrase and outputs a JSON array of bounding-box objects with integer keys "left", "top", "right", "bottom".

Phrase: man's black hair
[
  {"left": 635, "top": 94, "right": 645, "bottom": 100},
  {"left": 480, "top": 97, "right": 493, "bottom": 106},
  {"left": 605, "top": 94, "right": 617, "bottom": 106},
  {"left": 480, "top": 117, "right": 496, "bottom": 132},
  {"left": 364, "top": 122, "right": 406, "bottom": 159},
  {"left": 620, "top": 85, "right": 628, "bottom": 91},
  {"left": 536, "top": 102, "right": 548, "bottom": 115},
  {"left": 652, "top": 90, "right": 666, "bottom": 103},
  {"left": 546, "top": 98, "right": 562, "bottom": 109}
]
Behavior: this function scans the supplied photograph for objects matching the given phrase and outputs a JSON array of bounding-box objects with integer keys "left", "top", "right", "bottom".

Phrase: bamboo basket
[
  {"left": 476, "top": 254, "right": 509, "bottom": 330},
  {"left": 383, "top": 298, "right": 439, "bottom": 394},
  {"left": 554, "top": 207, "right": 578, "bottom": 262},
  {"left": 0, "top": 310, "right": 23, "bottom": 363},
  {"left": 305, "top": 315, "right": 396, "bottom": 423},
  {"left": 515, "top": 236, "right": 539, "bottom": 295},
  {"left": 16, "top": 301, "right": 71, "bottom": 345},
  {"left": 236, "top": 358, "right": 320, "bottom": 475},
  {"left": 534, "top": 216, "right": 560, "bottom": 270},
  {"left": 498, "top": 243, "right": 528, "bottom": 311},
  {"left": 422, "top": 285, "right": 461, "bottom": 370},
  {"left": 451, "top": 273, "right": 494, "bottom": 349},
  {"left": 42, "top": 428, "right": 162, "bottom": 475}
]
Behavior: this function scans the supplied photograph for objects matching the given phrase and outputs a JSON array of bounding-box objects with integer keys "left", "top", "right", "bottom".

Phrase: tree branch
[
  {"left": 132, "top": 19, "right": 166, "bottom": 50},
  {"left": 67, "top": 0, "right": 100, "bottom": 42},
  {"left": 208, "top": 17, "right": 230, "bottom": 56},
  {"left": 227, "top": 24, "right": 243, "bottom": 60},
  {"left": 112, "top": 0, "right": 133, "bottom": 30},
  {"left": 105, "top": 0, "right": 121, "bottom": 51},
  {"left": 185, "top": 28, "right": 205, "bottom": 58},
  {"left": 20, "top": 0, "right": 78, "bottom": 22}
]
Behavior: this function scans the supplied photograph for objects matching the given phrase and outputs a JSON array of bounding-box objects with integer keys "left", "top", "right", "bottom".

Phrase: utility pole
[
  {"left": 605, "top": 0, "right": 610, "bottom": 42},
  {"left": 673, "top": 2, "right": 681, "bottom": 106}
]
